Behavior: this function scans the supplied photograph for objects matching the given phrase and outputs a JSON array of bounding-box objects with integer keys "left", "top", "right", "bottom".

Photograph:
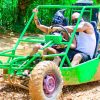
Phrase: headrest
[{"left": 91, "top": 21, "right": 97, "bottom": 29}]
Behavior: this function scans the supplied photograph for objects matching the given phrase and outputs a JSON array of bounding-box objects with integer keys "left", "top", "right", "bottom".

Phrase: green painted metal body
[
  {"left": 61, "top": 57, "right": 100, "bottom": 85},
  {"left": 0, "top": 5, "right": 100, "bottom": 85}
]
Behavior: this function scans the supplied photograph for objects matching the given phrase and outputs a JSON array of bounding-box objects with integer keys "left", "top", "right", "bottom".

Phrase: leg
[
  {"left": 23, "top": 44, "right": 43, "bottom": 76},
  {"left": 71, "top": 53, "right": 82, "bottom": 66},
  {"left": 71, "top": 52, "right": 91, "bottom": 66},
  {"left": 43, "top": 47, "right": 61, "bottom": 66},
  {"left": 30, "top": 44, "right": 43, "bottom": 56},
  {"left": 53, "top": 56, "right": 61, "bottom": 66},
  {"left": 43, "top": 47, "right": 58, "bottom": 55}
]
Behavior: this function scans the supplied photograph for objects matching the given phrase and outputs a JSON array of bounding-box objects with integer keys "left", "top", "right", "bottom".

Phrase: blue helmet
[{"left": 52, "top": 9, "right": 68, "bottom": 26}]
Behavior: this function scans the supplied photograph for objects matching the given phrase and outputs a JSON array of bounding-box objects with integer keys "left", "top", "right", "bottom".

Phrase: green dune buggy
[{"left": 0, "top": 5, "right": 100, "bottom": 100}]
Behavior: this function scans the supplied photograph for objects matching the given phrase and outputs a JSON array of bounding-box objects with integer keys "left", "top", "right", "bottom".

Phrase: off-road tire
[{"left": 29, "top": 61, "right": 63, "bottom": 100}]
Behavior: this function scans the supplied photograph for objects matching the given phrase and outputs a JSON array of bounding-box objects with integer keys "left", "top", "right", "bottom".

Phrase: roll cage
[{"left": 0, "top": 5, "right": 99, "bottom": 75}]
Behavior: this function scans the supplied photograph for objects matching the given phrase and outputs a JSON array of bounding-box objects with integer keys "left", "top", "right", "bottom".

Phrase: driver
[
  {"left": 29, "top": 8, "right": 76, "bottom": 65},
  {"left": 50, "top": 12, "right": 96, "bottom": 66}
]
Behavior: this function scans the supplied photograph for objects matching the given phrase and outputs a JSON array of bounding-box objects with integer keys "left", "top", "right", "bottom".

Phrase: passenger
[
  {"left": 24, "top": 11, "right": 96, "bottom": 76},
  {"left": 51, "top": 12, "right": 96, "bottom": 66},
  {"left": 29, "top": 8, "right": 76, "bottom": 65}
]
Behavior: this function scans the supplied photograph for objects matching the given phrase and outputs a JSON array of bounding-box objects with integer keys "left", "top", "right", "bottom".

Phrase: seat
[{"left": 91, "top": 21, "right": 100, "bottom": 58}]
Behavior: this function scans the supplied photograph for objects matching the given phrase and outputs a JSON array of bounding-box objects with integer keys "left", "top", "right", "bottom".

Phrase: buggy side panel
[{"left": 60, "top": 57, "right": 100, "bottom": 85}]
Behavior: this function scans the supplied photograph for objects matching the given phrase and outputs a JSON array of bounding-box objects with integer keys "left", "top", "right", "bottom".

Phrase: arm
[
  {"left": 56, "top": 37, "right": 76, "bottom": 49},
  {"left": 70, "top": 38, "right": 76, "bottom": 49},
  {"left": 33, "top": 8, "right": 50, "bottom": 34},
  {"left": 65, "top": 38, "right": 76, "bottom": 49},
  {"left": 34, "top": 15, "right": 50, "bottom": 33},
  {"left": 34, "top": 15, "right": 63, "bottom": 33},
  {"left": 64, "top": 23, "right": 85, "bottom": 33},
  {"left": 76, "top": 22, "right": 94, "bottom": 34},
  {"left": 33, "top": 8, "right": 67, "bottom": 34},
  {"left": 47, "top": 23, "right": 85, "bottom": 33}
]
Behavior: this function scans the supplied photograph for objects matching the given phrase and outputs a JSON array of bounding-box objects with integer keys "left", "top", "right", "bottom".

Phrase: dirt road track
[
  {"left": 0, "top": 81, "right": 100, "bottom": 100},
  {"left": 0, "top": 35, "right": 100, "bottom": 100},
  {"left": 63, "top": 81, "right": 100, "bottom": 100}
]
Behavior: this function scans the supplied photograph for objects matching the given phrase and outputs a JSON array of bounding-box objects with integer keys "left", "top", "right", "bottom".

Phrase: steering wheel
[{"left": 51, "top": 24, "right": 71, "bottom": 41}]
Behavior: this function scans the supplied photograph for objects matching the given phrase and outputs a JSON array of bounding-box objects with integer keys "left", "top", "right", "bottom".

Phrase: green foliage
[
  {"left": 96, "top": 0, "right": 100, "bottom": 4},
  {"left": 25, "top": 0, "right": 77, "bottom": 33},
  {"left": 0, "top": 0, "right": 77, "bottom": 33},
  {"left": 0, "top": 0, "right": 99, "bottom": 34},
  {"left": 0, "top": 0, "right": 18, "bottom": 31}
]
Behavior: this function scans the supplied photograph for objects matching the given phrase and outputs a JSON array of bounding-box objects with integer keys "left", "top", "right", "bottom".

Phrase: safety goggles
[{"left": 72, "top": 19, "right": 78, "bottom": 25}]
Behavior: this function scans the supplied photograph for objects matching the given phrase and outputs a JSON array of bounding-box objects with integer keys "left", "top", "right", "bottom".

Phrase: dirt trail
[{"left": 0, "top": 35, "right": 100, "bottom": 100}]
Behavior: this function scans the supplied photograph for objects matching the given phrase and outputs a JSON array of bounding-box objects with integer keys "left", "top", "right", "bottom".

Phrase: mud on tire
[{"left": 29, "top": 61, "right": 63, "bottom": 100}]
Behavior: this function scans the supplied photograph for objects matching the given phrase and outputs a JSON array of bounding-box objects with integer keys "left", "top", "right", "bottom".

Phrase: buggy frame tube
[
  {"left": 12, "top": 13, "right": 35, "bottom": 54},
  {"left": 0, "top": 5, "right": 99, "bottom": 71},
  {"left": 37, "top": 5, "right": 100, "bottom": 9},
  {"left": 0, "top": 49, "right": 13, "bottom": 55},
  {"left": 6, "top": 13, "right": 35, "bottom": 62},
  {"left": 60, "top": 6, "right": 86, "bottom": 68},
  {"left": 10, "top": 41, "right": 53, "bottom": 70}
]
